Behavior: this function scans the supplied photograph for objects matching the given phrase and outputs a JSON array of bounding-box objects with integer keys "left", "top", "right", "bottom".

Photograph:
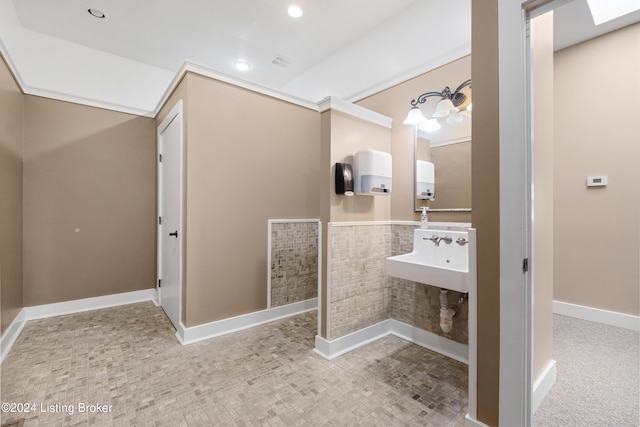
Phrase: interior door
[{"left": 157, "top": 100, "right": 183, "bottom": 330}]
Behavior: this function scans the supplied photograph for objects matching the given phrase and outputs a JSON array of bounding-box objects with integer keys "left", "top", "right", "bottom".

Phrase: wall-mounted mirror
[
  {"left": 413, "top": 126, "right": 472, "bottom": 213},
  {"left": 403, "top": 79, "right": 473, "bottom": 214}
]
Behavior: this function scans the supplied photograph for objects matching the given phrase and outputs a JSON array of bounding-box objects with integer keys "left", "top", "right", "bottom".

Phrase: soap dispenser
[{"left": 420, "top": 206, "right": 429, "bottom": 229}]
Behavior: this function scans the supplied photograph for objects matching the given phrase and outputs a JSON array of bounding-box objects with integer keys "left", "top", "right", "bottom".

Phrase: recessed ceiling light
[
  {"left": 288, "top": 5, "right": 303, "bottom": 18},
  {"left": 234, "top": 60, "right": 251, "bottom": 71},
  {"left": 87, "top": 8, "right": 108, "bottom": 19}
]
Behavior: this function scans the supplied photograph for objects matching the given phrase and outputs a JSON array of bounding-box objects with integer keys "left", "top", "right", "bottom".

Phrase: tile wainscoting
[
  {"left": 269, "top": 220, "right": 319, "bottom": 308},
  {"left": 327, "top": 222, "right": 469, "bottom": 345}
]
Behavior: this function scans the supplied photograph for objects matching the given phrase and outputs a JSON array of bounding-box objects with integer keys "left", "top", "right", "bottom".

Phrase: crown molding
[
  {"left": 345, "top": 44, "right": 471, "bottom": 104},
  {"left": 317, "top": 96, "right": 393, "bottom": 129},
  {"left": 152, "top": 60, "right": 320, "bottom": 117}
]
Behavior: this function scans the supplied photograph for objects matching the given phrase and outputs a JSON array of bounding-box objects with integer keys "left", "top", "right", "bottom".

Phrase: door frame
[
  {"left": 157, "top": 99, "right": 184, "bottom": 331},
  {"left": 497, "top": 1, "right": 570, "bottom": 425}
]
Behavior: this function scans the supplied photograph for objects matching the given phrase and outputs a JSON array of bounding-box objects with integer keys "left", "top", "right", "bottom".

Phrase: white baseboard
[
  {"left": 553, "top": 300, "right": 640, "bottom": 332},
  {"left": 0, "top": 309, "right": 27, "bottom": 364},
  {"left": 151, "top": 288, "right": 160, "bottom": 306},
  {"left": 464, "top": 414, "right": 491, "bottom": 427},
  {"left": 314, "top": 319, "right": 469, "bottom": 363},
  {"left": 24, "top": 289, "right": 156, "bottom": 320},
  {"left": 390, "top": 319, "right": 469, "bottom": 364},
  {"left": 178, "top": 298, "right": 317, "bottom": 345},
  {"left": 314, "top": 320, "right": 391, "bottom": 360},
  {"left": 532, "top": 359, "right": 557, "bottom": 414}
]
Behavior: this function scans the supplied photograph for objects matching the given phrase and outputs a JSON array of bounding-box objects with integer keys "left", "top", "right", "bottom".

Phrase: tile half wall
[{"left": 327, "top": 222, "right": 469, "bottom": 346}]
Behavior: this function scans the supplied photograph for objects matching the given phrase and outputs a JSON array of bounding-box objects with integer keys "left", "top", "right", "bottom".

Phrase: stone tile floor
[{"left": 1, "top": 302, "right": 468, "bottom": 426}]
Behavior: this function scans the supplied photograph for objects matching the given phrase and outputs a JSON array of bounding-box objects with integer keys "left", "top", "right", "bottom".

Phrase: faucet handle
[{"left": 456, "top": 237, "right": 469, "bottom": 246}]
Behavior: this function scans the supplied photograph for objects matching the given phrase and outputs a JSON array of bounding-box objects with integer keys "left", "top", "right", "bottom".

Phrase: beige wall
[
  {"left": 554, "top": 23, "right": 640, "bottom": 316},
  {"left": 0, "top": 56, "right": 24, "bottom": 334},
  {"left": 328, "top": 110, "right": 392, "bottom": 222},
  {"left": 532, "top": 11, "right": 555, "bottom": 386},
  {"left": 430, "top": 141, "right": 472, "bottom": 212},
  {"left": 318, "top": 107, "right": 392, "bottom": 338},
  {"left": 356, "top": 56, "right": 472, "bottom": 224},
  {"left": 471, "top": 1, "right": 500, "bottom": 425},
  {"left": 176, "top": 73, "right": 320, "bottom": 327},
  {"left": 23, "top": 96, "right": 157, "bottom": 306}
]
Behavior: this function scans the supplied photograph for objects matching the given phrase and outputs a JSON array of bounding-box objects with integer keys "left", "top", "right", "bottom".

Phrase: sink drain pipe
[{"left": 439, "top": 289, "right": 459, "bottom": 333}]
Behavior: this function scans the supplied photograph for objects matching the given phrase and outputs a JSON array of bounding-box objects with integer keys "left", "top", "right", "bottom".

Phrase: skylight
[{"left": 586, "top": 0, "right": 640, "bottom": 25}]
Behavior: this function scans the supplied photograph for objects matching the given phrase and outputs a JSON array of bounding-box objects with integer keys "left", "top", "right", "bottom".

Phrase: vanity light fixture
[{"left": 403, "top": 79, "right": 471, "bottom": 131}]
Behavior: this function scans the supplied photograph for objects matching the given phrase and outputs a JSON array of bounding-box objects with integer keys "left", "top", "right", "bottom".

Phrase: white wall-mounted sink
[{"left": 386, "top": 228, "right": 470, "bottom": 293}]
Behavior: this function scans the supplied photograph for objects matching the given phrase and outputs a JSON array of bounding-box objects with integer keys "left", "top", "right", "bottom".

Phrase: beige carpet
[{"left": 534, "top": 314, "right": 640, "bottom": 427}]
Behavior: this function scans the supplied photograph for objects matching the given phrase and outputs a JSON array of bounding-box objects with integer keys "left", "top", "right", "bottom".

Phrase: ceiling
[{"left": 1, "top": 0, "right": 637, "bottom": 117}]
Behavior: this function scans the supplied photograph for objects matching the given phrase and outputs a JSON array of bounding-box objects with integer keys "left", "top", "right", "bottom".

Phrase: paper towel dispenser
[
  {"left": 335, "top": 162, "right": 354, "bottom": 196},
  {"left": 416, "top": 160, "right": 435, "bottom": 200},
  {"left": 353, "top": 149, "right": 392, "bottom": 196}
]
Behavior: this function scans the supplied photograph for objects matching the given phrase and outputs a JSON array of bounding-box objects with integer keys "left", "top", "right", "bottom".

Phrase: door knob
[{"left": 169, "top": 231, "right": 178, "bottom": 238}]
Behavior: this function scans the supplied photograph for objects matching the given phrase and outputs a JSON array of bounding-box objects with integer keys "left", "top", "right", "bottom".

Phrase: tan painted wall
[
  {"left": 532, "top": 11, "right": 554, "bottom": 385},
  {"left": 317, "top": 107, "right": 392, "bottom": 338},
  {"left": 356, "top": 56, "right": 472, "bottom": 223},
  {"left": 554, "top": 23, "right": 640, "bottom": 316},
  {"left": 471, "top": 1, "right": 500, "bottom": 425},
  {"left": 328, "top": 110, "right": 392, "bottom": 222},
  {"left": 23, "top": 96, "right": 157, "bottom": 306},
  {"left": 179, "top": 73, "right": 320, "bottom": 327},
  {"left": 0, "top": 56, "right": 24, "bottom": 334},
  {"left": 430, "top": 141, "right": 472, "bottom": 212}
]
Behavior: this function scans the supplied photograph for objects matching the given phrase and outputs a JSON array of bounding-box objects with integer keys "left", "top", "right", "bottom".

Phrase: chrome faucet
[
  {"left": 439, "top": 236, "right": 453, "bottom": 245},
  {"left": 423, "top": 235, "right": 453, "bottom": 246},
  {"left": 423, "top": 235, "right": 441, "bottom": 246}
]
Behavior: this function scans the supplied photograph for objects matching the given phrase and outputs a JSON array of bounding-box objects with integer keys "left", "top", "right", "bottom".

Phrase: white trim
[
  {"left": 390, "top": 320, "right": 469, "bottom": 364},
  {"left": 153, "top": 60, "right": 319, "bottom": 116},
  {"left": 464, "top": 414, "right": 492, "bottom": 427},
  {"left": 317, "top": 96, "right": 393, "bottom": 129},
  {"left": 314, "top": 320, "right": 391, "bottom": 360},
  {"left": 553, "top": 301, "right": 640, "bottom": 332},
  {"left": 346, "top": 45, "right": 472, "bottom": 103},
  {"left": 313, "top": 319, "right": 469, "bottom": 363},
  {"left": 498, "top": 1, "right": 534, "bottom": 425},
  {"left": 0, "top": 309, "right": 27, "bottom": 364},
  {"left": 268, "top": 219, "right": 321, "bottom": 224},
  {"left": 328, "top": 220, "right": 471, "bottom": 228},
  {"left": 267, "top": 221, "right": 273, "bottom": 309},
  {"left": 467, "top": 228, "right": 478, "bottom": 420},
  {"left": 430, "top": 137, "right": 472, "bottom": 148},
  {"left": 177, "top": 298, "right": 317, "bottom": 345},
  {"left": 317, "top": 222, "right": 323, "bottom": 338},
  {"left": 23, "top": 289, "right": 156, "bottom": 320},
  {"left": 157, "top": 99, "right": 184, "bottom": 331},
  {"left": 151, "top": 288, "right": 160, "bottom": 306},
  {"left": 532, "top": 359, "right": 557, "bottom": 414}
]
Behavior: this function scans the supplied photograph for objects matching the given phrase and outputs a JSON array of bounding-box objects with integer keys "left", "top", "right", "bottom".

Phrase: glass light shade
[
  {"left": 446, "top": 110, "right": 471, "bottom": 125},
  {"left": 432, "top": 98, "right": 459, "bottom": 118},
  {"left": 417, "top": 118, "right": 441, "bottom": 133},
  {"left": 403, "top": 107, "right": 427, "bottom": 125}
]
